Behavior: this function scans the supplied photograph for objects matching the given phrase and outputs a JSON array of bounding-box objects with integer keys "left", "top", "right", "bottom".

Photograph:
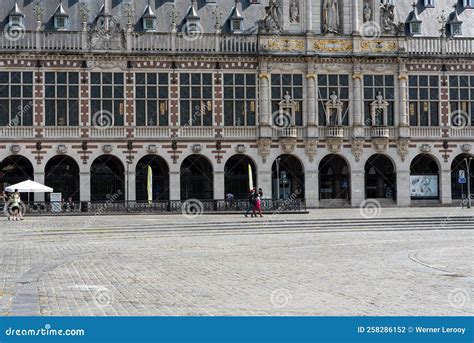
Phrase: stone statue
[
  {"left": 290, "top": 0, "right": 299, "bottom": 23},
  {"left": 380, "top": 1, "right": 395, "bottom": 32},
  {"left": 363, "top": 3, "right": 372, "bottom": 22},
  {"left": 322, "top": 0, "right": 339, "bottom": 34},
  {"left": 260, "top": 0, "right": 282, "bottom": 33}
]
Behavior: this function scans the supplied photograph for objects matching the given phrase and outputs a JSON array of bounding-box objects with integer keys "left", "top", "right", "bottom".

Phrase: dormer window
[
  {"left": 448, "top": 11, "right": 463, "bottom": 36},
  {"left": 142, "top": 1, "right": 157, "bottom": 32},
  {"left": 8, "top": 2, "right": 24, "bottom": 28},
  {"left": 185, "top": 0, "right": 201, "bottom": 33},
  {"left": 407, "top": 3, "right": 422, "bottom": 35},
  {"left": 424, "top": 0, "right": 434, "bottom": 7},
  {"left": 229, "top": 0, "right": 244, "bottom": 33},
  {"left": 53, "top": 1, "right": 69, "bottom": 30},
  {"left": 463, "top": 0, "right": 473, "bottom": 8}
]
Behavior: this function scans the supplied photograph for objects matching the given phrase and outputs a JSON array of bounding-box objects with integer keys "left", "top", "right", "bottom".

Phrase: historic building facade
[{"left": 0, "top": 0, "right": 473, "bottom": 208}]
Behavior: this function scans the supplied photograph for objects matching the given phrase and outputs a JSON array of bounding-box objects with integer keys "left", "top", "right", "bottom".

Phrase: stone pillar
[
  {"left": 126, "top": 169, "right": 136, "bottom": 202},
  {"left": 352, "top": 72, "right": 363, "bottom": 127},
  {"left": 440, "top": 169, "right": 452, "bottom": 205},
  {"left": 306, "top": 72, "right": 317, "bottom": 126},
  {"left": 306, "top": 0, "right": 313, "bottom": 33},
  {"left": 34, "top": 172, "right": 45, "bottom": 202},
  {"left": 305, "top": 169, "right": 319, "bottom": 208},
  {"left": 214, "top": 171, "right": 225, "bottom": 200},
  {"left": 259, "top": 62, "right": 272, "bottom": 137},
  {"left": 352, "top": 0, "right": 360, "bottom": 34},
  {"left": 80, "top": 171, "right": 91, "bottom": 202},
  {"left": 396, "top": 169, "right": 411, "bottom": 206},
  {"left": 398, "top": 64, "right": 409, "bottom": 128},
  {"left": 350, "top": 168, "right": 365, "bottom": 207},
  {"left": 258, "top": 169, "right": 273, "bottom": 199},
  {"left": 169, "top": 171, "right": 181, "bottom": 201}
]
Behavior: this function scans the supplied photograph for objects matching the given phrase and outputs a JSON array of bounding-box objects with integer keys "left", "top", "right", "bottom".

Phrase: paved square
[{"left": 0, "top": 208, "right": 473, "bottom": 316}]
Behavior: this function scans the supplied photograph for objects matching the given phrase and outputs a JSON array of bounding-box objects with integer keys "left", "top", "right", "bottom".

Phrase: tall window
[
  {"left": 271, "top": 74, "right": 303, "bottom": 126},
  {"left": 0, "top": 72, "right": 33, "bottom": 126},
  {"left": 223, "top": 73, "right": 257, "bottom": 126},
  {"left": 45, "top": 72, "right": 79, "bottom": 126},
  {"left": 364, "top": 75, "right": 395, "bottom": 126},
  {"left": 317, "top": 74, "right": 349, "bottom": 126},
  {"left": 90, "top": 72, "right": 125, "bottom": 127},
  {"left": 449, "top": 75, "right": 474, "bottom": 126},
  {"left": 135, "top": 73, "right": 169, "bottom": 126},
  {"left": 409, "top": 75, "right": 439, "bottom": 126},
  {"left": 180, "top": 73, "right": 213, "bottom": 126}
]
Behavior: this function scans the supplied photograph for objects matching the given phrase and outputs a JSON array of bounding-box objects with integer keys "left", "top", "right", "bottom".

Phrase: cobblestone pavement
[{"left": 0, "top": 208, "right": 473, "bottom": 316}]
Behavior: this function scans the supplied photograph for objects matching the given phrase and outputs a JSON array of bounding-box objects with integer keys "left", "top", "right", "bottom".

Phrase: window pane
[
  {"left": 57, "top": 72, "right": 67, "bottom": 84},
  {"left": 45, "top": 72, "right": 55, "bottom": 84},
  {"left": 136, "top": 73, "right": 146, "bottom": 85},
  {"left": 235, "top": 74, "right": 244, "bottom": 85}
]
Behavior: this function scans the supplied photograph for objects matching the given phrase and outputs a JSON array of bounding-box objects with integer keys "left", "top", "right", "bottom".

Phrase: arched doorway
[
  {"left": 224, "top": 155, "right": 256, "bottom": 200},
  {"left": 319, "top": 154, "right": 350, "bottom": 201},
  {"left": 451, "top": 154, "right": 474, "bottom": 200},
  {"left": 410, "top": 154, "right": 439, "bottom": 200},
  {"left": 271, "top": 155, "right": 304, "bottom": 200},
  {"left": 365, "top": 154, "right": 396, "bottom": 200},
  {"left": 90, "top": 155, "right": 125, "bottom": 202},
  {"left": 180, "top": 155, "right": 213, "bottom": 200},
  {"left": 135, "top": 155, "right": 169, "bottom": 202},
  {"left": 0, "top": 155, "right": 35, "bottom": 201},
  {"left": 45, "top": 155, "right": 80, "bottom": 201}
]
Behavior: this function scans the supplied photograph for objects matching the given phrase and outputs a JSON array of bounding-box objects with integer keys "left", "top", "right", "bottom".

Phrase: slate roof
[{"left": 0, "top": 0, "right": 473, "bottom": 37}]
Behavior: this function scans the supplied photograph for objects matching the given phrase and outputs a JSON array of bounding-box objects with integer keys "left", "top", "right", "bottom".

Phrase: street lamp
[{"left": 464, "top": 157, "right": 472, "bottom": 209}]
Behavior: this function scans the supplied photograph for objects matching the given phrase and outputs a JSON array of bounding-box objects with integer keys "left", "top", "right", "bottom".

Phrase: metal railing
[{"left": 4, "top": 199, "right": 306, "bottom": 215}]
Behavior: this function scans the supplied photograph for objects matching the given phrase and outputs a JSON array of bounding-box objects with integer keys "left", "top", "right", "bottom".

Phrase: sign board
[
  {"left": 410, "top": 175, "right": 439, "bottom": 198},
  {"left": 50, "top": 192, "right": 62, "bottom": 213},
  {"left": 458, "top": 170, "right": 466, "bottom": 184}
]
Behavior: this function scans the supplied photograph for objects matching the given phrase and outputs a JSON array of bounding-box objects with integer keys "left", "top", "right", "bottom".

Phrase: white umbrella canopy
[{"left": 5, "top": 180, "right": 53, "bottom": 193}]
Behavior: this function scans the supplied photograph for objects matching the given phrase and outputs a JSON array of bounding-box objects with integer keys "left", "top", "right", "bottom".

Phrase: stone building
[{"left": 0, "top": 0, "right": 473, "bottom": 209}]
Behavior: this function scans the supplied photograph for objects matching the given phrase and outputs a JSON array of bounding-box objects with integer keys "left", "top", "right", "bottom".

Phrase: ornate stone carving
[
  {"left": 258, "top": 138, "right": 272, "bottom": 163},
  {"left": 235, "top": 144, "right": 246, "bottom": 154},
  {"left": 461, "top": 144, "right": 472, "bottom": 153},
  {"left": 56, "top": 144, "right": 68, "bottom": 154},
  {"left": 87, "top": 15, "right": 126, "bottom": 51},
  {"left": 314, "top": 39, "right": 352, "bottom": 52},
  {"left": 372, "top": 138, "right": 389, "bottom": 153},
  {"left": 88, "top": 60, "right": 127, "bottom": 70},
  {"left": 397, "top": 138, "right": 410, "bottom": 161},
  {"left": 351, "top": 138, "right": 364, "bottom": 162},
  {"left": 420, "top": 144, "right": 431, "bottom": 153},
  {"left": 305, "top": 139, "right": 318, "bottom": 162},
  {"left": 360, "top": 40, "right": 397, "bottom": 53},
  {"left": 326, "top": 138, "right": 343, "bottom": 154},
  {"left": 268, "top": 38, "right": 305, "bottom": 52},
  {"left": 10, "top": 144, "right": 21, "bottom": 154},
  {"left": 280, "top": 138, "right": 296, "bottom": 154},
  {"left": 325, "top": 92, "right": 344, "bottom": 126},
  {"left": 102, "top": 144, "right": 113, "bottom": 154},
  {"left": 147, "top": 145, "right": 158, "bottom": 154},
  {"left": 192, "top": 144, "right": 202, "bottom": 154}
]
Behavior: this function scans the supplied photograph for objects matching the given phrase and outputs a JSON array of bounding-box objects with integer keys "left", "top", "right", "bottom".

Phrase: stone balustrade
[{"left": 1, "top": 31, "right": 472, "bottom": 56}]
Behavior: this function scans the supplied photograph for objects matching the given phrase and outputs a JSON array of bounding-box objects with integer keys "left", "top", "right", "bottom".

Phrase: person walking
[
  {"left": 244, "top": 188, "right": 256, "bottom": 217},
  {"left": 9, "top": 189, "right": 22, "bottom": 221},
  {"left": 255, "top": 191, "right": 263, "bottom": 218}
]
